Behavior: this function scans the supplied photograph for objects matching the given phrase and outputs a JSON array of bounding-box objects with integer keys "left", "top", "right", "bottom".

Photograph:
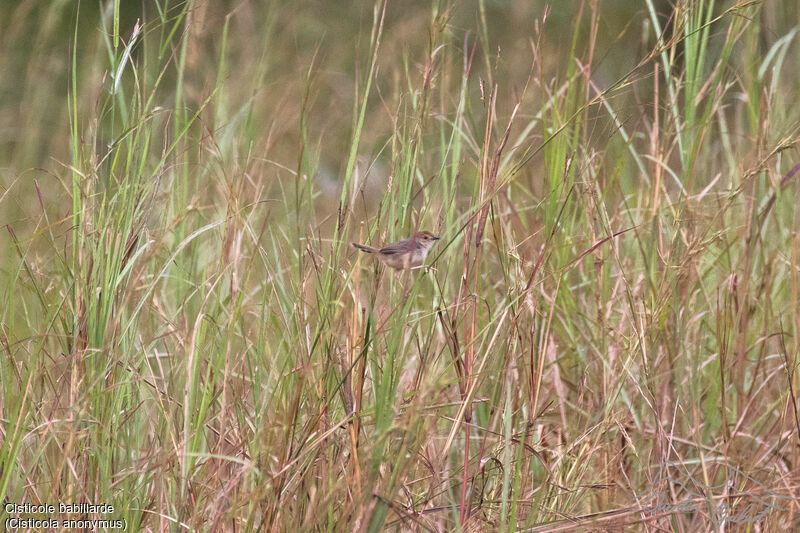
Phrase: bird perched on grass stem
[{"left": 352, "top": 230, "right": 440, "bottom": 270}]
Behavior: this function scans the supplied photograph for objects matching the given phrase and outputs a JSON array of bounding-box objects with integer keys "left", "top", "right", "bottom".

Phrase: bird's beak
[{"left": 433, "top": 236, "right": 440, "bottom": 240}]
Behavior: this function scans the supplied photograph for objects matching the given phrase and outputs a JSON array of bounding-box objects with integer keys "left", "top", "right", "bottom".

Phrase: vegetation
[{"left": 1, "top": 0, "right": 799, "bottom": 530}]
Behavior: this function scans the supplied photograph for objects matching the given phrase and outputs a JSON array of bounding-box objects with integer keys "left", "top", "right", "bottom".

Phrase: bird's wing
[{"left": 379, "top": 238, "right": 412, "bottom": 255}]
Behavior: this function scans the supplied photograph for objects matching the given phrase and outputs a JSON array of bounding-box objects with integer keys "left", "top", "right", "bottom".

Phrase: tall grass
[{"left": 2, "top": 0, "right": 800, "bottom": 531}]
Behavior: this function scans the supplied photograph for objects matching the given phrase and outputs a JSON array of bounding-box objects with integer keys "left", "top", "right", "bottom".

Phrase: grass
[{"left": 2, "top": 0, "right": 800, "bottom": 531}]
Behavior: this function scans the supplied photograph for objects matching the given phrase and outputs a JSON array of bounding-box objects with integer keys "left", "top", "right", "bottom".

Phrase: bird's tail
[{"left": 352, "top": 242, "right": 378, "bottom": 253}]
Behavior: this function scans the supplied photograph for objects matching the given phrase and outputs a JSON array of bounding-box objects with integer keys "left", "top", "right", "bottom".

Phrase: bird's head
[{"left": 414, "top": 230, "right": 440, "bottom": 249}]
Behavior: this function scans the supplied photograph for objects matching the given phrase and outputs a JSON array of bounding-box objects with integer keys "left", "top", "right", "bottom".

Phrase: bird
[{"left": 352, "top": 230, "right": 440, "bottom": 270}]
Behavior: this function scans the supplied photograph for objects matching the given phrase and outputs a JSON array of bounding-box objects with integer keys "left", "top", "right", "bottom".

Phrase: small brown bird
[{"left": 352, "top": 230, "right": 440, "bottom": 270}]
